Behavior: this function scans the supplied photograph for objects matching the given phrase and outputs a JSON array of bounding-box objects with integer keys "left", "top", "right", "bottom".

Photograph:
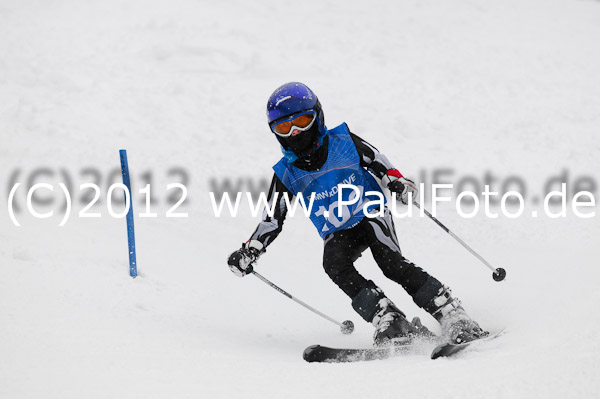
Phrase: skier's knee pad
[{"left": 351, "top": 280, "right": 386, "bottom": 322}]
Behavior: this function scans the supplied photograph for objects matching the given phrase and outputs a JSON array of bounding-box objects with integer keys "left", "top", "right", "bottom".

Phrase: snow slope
[{"left": 1, "top": 0, "right": 599, "bottom": 398}]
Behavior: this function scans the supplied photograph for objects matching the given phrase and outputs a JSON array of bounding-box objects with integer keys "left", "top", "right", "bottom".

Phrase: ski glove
[
  {"left": 382, "top": 169, "right": 418, "bottom": 205},
  {"left": 227, "top": 241, "right": 263, "bottom": 277}
]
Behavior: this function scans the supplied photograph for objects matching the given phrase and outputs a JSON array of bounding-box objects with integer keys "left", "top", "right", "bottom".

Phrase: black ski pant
[{"left": 322, "top": 207, "right": 443, "bottom": 322}]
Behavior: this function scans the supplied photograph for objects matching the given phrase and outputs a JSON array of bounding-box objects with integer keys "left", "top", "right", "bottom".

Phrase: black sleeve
[
  {"left": 248, "top": 173, "right": 293, "bottom": 249},
  {"left": 349, "top": 131, "right": 396, "bottom": 179}
]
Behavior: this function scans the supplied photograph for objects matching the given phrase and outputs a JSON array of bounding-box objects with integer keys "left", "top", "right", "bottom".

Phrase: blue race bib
[{"left": 273, "top": 123, "right": 385, "bottom": 239}]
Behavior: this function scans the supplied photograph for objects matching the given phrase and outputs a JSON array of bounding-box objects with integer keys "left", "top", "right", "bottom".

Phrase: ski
[
  {"left": 304, "top": 330, "right": 506, "bottom": 363},
  {"left": 430, "top": 329, "right": 506, "bottom": 359},
  {"left": 303, "top": 343, "right": 413, "bottom": 363}
]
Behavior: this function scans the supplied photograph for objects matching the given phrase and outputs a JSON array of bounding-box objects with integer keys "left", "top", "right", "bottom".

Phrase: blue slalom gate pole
[{"left": 119, "top": 149, "right": 137, "bottom": 278}]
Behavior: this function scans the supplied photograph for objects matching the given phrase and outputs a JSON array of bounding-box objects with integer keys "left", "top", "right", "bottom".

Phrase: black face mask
[{"left": 276, "top": 122, "right": 321, "bottom": 158}]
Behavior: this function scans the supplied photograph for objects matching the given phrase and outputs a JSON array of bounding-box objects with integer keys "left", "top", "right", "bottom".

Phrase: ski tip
[
  {"left": 303, "top": 345, "right": 322, "bottom": 363},
  {"left": 430, "top": 329, "right": 507, "bottom": 360},
  {"left": 430, "top": 347, "right": 444, "bottom": 360}
]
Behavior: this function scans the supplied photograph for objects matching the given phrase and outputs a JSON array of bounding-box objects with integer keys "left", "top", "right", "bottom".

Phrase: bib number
[{"left": 315, "top": 185, "right": 364, "bottom": 233}]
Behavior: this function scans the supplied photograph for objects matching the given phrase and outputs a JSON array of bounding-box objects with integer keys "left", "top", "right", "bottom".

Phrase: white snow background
[{"left": 1, "top": 0, "right": 599, "bottom": 398}]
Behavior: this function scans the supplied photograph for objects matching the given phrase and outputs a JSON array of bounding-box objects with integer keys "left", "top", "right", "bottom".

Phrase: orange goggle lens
[{"left": 272, "top": 113, "right": 315, "bottom": 135}]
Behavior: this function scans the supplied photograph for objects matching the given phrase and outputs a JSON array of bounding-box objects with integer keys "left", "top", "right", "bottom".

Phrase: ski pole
[
  {"left": 412, "top": 202, "right": 507, "bottom": 282},
  {"left": 251, "top": 270, "right": 355, "bottom": 334}
]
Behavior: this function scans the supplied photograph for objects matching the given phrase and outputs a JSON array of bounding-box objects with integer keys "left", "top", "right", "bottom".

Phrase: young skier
[{"left": 227, "top": 82, "right": 487, "bottom": 346}]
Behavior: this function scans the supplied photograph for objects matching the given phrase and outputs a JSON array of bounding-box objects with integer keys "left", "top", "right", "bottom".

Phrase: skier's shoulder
[
  {"left": 327, "top": 122, "right": 351, "bottom": 137},
  {"left": 273, "top": 156, "right": 289, "bottom": 174},
  {"left": 328, "top": 123, "right": 369, "bottom": 148}
]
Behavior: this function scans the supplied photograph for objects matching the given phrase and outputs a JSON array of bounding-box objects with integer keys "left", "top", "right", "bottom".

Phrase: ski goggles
[{"left": 270, "top": 110, "right": 316, "bottom": 137}]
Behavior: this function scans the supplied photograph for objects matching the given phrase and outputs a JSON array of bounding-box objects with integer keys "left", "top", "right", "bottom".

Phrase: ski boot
[
  {"left": 372, "top": 299, "right": 434, "bottom": 347},
  {"left": 427, "top": 285, "right": 488, "bottom": 344},
  {"left": 350, "top": 280, "right": 434, "bottom": 347},
  {"left": 413, "top": 277, "right": 488, "bottom": 344}
]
